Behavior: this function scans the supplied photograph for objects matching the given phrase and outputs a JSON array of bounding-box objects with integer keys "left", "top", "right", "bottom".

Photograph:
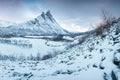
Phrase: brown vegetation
[{"left": 95, "top": 10, "right": 119, "bottom": 36}]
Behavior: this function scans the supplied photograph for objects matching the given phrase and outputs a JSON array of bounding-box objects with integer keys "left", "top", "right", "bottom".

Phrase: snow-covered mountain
[
  {"left": 0, "top": 19, "right": 120, "bottom": 80},
  {"left": 0, "top": 11, "right": 69, "bottom": 37}
]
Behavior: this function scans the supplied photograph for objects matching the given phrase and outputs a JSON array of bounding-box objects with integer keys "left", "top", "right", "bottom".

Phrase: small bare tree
[
  {"left": 95, "top": 9, "right": 118, "bottom": 36},
  {"left": 101, "top": 9, "right": 117, "bottom": 25}
]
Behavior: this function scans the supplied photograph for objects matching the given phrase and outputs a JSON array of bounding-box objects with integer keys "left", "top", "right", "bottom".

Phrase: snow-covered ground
[
  {"left": 0, "top": 20, "right": 120, "bottom": 80},
  {"left": 0, "top": 37, "right": 71, "bottom": 58}
]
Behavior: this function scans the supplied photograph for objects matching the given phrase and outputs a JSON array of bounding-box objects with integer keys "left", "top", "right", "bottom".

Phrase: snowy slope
[
  {"left": 0, "top": 11, "right": 68, "bottom": 36},
  {"left": 33, "top": 19, "right": 120, "bottom": 80},
  {"left": 0, "top": 20, "right": 120, "bottom": 80}
]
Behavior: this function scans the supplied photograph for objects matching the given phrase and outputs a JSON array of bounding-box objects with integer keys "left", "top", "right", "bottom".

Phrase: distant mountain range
[
  {"left": 0, "top": 20, "right": 16, "bottom": 27},
  {"left": 0, "top": 11, "right": 69, "bottom": 37}
]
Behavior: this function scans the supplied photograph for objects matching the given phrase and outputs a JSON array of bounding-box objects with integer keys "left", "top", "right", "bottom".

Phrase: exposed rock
[
  {"left": 111, "top": 69, "right": 120, "bottom": 80},
  {"left": 113, "top": 53, "right": 120, "bottom": 65},
  {"left": 99, "top": 63, "right": 105, "bottom": 70},
  {"left": 24, "top": 72, "right": 33, "bottom": 78},
  {"left": 103, "top": 72, "right": 110, "bottom": 80},
  {"left": 12, "top": 72, "right": 22, "bottom": 77}
]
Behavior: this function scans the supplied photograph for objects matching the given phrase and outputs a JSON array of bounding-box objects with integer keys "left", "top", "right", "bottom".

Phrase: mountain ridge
[{"left": 0, "top": 11, "right": 69, "bottom": 37}]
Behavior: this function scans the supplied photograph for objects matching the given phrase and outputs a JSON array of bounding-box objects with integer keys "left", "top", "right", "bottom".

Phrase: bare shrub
[
  {"left": 18, "top": 54, "right": 26, "bottom": 61},
  {"left": 27, "top": 54, "right": 35, "bottom": 61},
  {"left": 42, "top": 54, "right": 53, "bottom": 60},
  {"left": 101, "top": 10, "right": 117, "bottom": 25},
  {"left": 0, "top": 54, "right": 17, "bottom": 61},
  {"left": 0, "top": 50, "right": 61, "bottom": 61},
  {"left": 35, "top": 52, "right": 41, "bottom": 61},
  {"left": 95, "top": 10, "right": 118, "bottom": 36},
  {"left": 42, "top": 50, "right": 61, "bottom": 60},
  {"left": 52, "top": 35, "right": 63, "bottom": 41}
]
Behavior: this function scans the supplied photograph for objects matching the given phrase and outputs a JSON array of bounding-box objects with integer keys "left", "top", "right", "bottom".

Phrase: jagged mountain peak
[
  {"left": 46, "top": 10, "right": 55, "bottom": 23},
  {"left": 46, "top": 10, "right": 53, "bottom": 18},
  {"left": 37, "top": 10, "right": 55, "bottom": 23},
  {"left": 40, "top": 12, "right": 46, "bottom": 20}
]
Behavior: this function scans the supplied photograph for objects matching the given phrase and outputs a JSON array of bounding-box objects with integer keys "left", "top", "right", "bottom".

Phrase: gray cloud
[{"left": 0, "top": 0, "right": 119, "bottom": 31}]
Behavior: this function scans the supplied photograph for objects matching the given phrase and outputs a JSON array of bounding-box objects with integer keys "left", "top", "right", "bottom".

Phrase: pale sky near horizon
[{"left": 0, "top": 0, "right": 120, "bottom": 32}]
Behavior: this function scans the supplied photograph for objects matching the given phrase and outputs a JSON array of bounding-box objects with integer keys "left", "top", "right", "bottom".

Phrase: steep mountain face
[{"left": 0, "top": 11, "right": 69, "bottom": 37}]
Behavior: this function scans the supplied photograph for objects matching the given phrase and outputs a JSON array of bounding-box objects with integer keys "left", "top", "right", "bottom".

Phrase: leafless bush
[
  {"left": 18, "top": 54, "right": 26, "bottom": 61},
  {"left": 42, "top": 50, "right": 61, "bottom": 60},
  {"left": 0, "top": 54, "right": 17, "bottom": 61},
  {"left": 0, "top": 50, "right": 61, "bottom": 61},
  {"left": 95, "top": 10, "right": 118, "bottom": 36},
  {"left": 42, "top": 54, "right": 53, "bottom": 60}
]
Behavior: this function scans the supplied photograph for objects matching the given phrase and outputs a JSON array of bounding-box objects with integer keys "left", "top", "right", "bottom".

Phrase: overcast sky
[{"left": 0, "top": 0, "right": 120, "bottom": 32}]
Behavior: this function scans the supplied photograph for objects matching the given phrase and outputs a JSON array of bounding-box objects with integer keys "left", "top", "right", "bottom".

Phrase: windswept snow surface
[{"left": 1, "top": 20, "right": 120, "bottom": 80}]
